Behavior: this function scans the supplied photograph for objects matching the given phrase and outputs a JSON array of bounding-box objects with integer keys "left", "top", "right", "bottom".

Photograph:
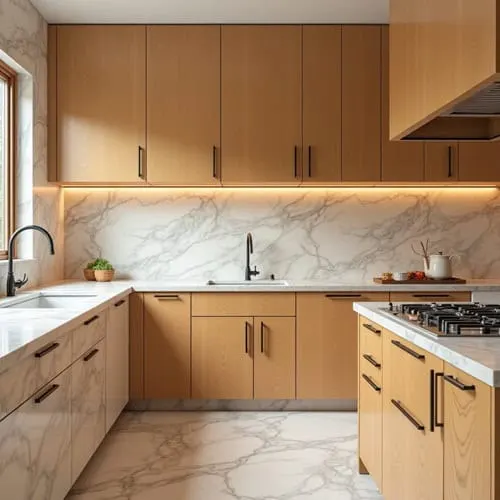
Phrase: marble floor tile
[{"left": 66, "top": 411, "right": 382, "bottom": 500}]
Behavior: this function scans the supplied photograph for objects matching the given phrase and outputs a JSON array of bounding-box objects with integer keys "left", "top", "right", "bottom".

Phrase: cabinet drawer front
[
  {"left": 390, "top": 291, "right": 471, "bottom": 302},
  {"left": 192, "top": 293, "right": 295, "bottom": 316},
  {"left": 360, "top": 358, "right": 382, "bottom": 387},
  {"left": 35, "top": 331, "right": 72, "bottom": 392},
  {"left": 72, "top": 311, "right": 107, "bottom": 361},
  {"left": 359, "top": 317, "right": 383, "bottom": 361}
]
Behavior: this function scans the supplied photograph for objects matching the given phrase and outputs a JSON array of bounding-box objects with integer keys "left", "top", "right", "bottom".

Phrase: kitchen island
[{"left": 354, "top": 301, "right": 500, "bottom": 500}]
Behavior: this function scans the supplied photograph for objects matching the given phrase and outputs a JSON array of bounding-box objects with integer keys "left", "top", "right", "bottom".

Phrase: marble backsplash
[{"left": 64, "top": 188, "right": 500, "bottom": 282}]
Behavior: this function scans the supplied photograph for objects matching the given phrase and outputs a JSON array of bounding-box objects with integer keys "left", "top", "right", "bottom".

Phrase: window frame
[{"left": 0, "top": 60, "right": 16, "bottom": 260}]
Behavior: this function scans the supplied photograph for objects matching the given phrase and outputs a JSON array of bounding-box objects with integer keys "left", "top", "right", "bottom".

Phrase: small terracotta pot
[
  {"left": 83, "top": 268, "right": 96, "bottom": 281},
  {"left": 94, "top": 270, "right": 115, "bottom": 282}
]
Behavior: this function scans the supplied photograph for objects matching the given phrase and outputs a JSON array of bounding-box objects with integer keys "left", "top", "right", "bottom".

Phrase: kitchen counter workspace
[{"left": 354, "top": 301, "right": 500, "bottom": 387}]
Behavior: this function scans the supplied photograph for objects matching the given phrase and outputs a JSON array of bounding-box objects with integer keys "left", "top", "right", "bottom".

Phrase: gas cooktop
[{"left": 382, "top": 302, "right": 500, "bottom": 337}]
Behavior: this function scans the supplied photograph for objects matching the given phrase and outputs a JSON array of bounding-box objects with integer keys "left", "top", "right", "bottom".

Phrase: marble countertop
[{"left": 354, "top": 301, "right": 500, "bottom": 387}]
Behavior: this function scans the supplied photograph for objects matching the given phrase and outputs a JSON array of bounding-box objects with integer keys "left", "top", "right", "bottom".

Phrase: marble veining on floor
[{"left": 67, "top": 411, "right": 382, "bottom": 500}]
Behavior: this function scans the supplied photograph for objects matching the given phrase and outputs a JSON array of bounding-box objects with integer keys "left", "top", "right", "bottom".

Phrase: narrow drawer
[
  {"left": 359, "top": 316, "right": 383, "bottom": 360},
  {"left": 360, "top": 357, "right": 382, "bottom": 387},
  {"left": 72, "top": 311, "right": 107, "bottom": 362},
  {"left": 34, "top": 331, "right": 72, "bottom": 391},
  {"left": 390, "top": 291, "right": 471, "bottom": 302},
  {"left": 192, "top": 293, "right": 295, "bottom": 317}
]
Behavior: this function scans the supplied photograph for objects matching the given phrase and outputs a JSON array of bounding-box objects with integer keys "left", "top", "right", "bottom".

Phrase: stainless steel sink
[
  {"left": 206, "top": 280, "right": 289, "bottom": 286},
  {"left": 3, "top": 294, "right": 98, "bottom": 309}
]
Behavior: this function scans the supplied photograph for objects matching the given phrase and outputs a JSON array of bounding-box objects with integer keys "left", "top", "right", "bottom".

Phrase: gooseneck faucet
[
  {"left": 7, "top": 225, "right": 55, "bottom": 297},
  {"left": 245, "top": 232, "right": 260, "bottom": 281}
]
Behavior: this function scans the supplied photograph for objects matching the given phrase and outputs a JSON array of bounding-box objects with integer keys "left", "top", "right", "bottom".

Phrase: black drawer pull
[
  {"left": 84, "top": 315, "right": 99, "bottom": 326},
  {"left": 83, "top": 348, "right": 99, "bottom": 362},
  {"left": 362, "top": 354, "right": 381, "bottom": 368},
  {"left": 260, "top": 321, "right": 265, "bottom": 354},
  {"left": 362, "top": 323, "right": 381, "bottom": 335},
  {"left": 34, "top": 342, "right": 60, "bottom": 358},
  {"left": 391, "top": 399, "right": 425, "bottom": 431},
  {"left": 114, "top": 299, "right": 125, "bottom": 307},
  {"left": 444, "top": 374, "right": 475, "bottom": 392},
  {"left": 362, "top": 374, "right": 381, "bottom": 392},
  {"left": 412, "top": 294, "right": 451, "bottom": 298},
  {"left": 391, "top": 340, "right": 425, "bottom": 360},
  {"left": 326, "top": 294, "right": 363, "bottom": 299},
  {"left": 244, "top": 321, "right": 251, "bottom": 354},
  {"left": 154, "top": 294, "right": 180, "bottom": 300},
  {"left": 34, "top": 384, "right": 59, "bottom": 404}
]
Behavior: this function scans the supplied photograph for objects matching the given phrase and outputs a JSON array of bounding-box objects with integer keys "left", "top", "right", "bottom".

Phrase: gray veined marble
[
  {"left": 68, "top": 411, "right": 382, "bottom": 500},
  {"left": 64, "top": 188, "right": 500, "bottom": 282}
]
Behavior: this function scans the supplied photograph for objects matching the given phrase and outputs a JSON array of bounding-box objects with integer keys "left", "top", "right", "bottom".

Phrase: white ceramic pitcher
[{"left": 425, "top": 252, "right": 454, "bottom": 280}]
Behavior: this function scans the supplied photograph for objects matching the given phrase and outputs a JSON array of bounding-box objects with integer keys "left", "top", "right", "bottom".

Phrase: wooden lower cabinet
[
  {"left": 192, "top": 317, "right": 254, "bottom": 399},
  {"left": 144, "top": 293, "right": 191, "bottom": 399},
  {"left": 254, "top": 317, "right": 296, "bottom": 399},
  {"left": 297, "top": 292, "right": 388, "bottom": 399}
]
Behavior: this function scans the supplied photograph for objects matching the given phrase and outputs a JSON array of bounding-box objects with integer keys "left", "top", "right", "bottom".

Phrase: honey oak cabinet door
[
  {"left": 56, "top": 26, "right": 146, "bottom": 184},
  {"left": 192, "top": 317, "right": 254, "bottom": 399},
  {"left": 147, "top": 26, "right": 221, "bottom": 185},
  {"left": 144, "top": 293, "right": 191, "bottom": 399},
  {"left": 342, "top": 26, "right": 381, "bottom": 182},
  {"left": 302, "top": 26, "right": 342, "bottom": 184},
  {"left": 425, "top": 143, "right": 458, "bottom": 182},
  {"left": 381, "top": 27, "right": 424, "bottom": 182},
  {"left": 458, "top": 142, "right": 500, "bottom": 182},
  {"left": 221, "top": 25, "right": 302, "bottom": 185},
  {"left": 443, "top": 364, "right": 491, "bottom": 500},
  {"left": 297, "top": 292, "right": 389, "bottom": 399},
  {"left": 254, "top": 317, "right": 296, "bottom": 399}
]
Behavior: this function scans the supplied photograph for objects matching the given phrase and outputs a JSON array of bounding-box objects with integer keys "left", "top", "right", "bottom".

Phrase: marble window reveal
[{"left": 64, "top": 188, "right": 500, "bottom": 281}]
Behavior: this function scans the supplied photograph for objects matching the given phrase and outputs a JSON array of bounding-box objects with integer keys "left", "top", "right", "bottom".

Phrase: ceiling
[{"left": 30, "top": 0, "right": 388, "bottom": 24}]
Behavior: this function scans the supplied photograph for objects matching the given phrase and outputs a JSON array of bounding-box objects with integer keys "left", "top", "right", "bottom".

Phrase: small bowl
[
  {"left": 94, "top": 270, "right": 115, "bottom": 282},
  {"left": 381, "top": 272, "right": 393, "bottom": 281},
  {"left": 393, "top": 272, "right": 409, "bottom": 281},
  {"left": 83, "top": 268, "right": 96, "bottom": 281}
]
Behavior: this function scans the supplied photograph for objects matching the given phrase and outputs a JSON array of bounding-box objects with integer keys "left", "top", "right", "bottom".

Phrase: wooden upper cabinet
[
  {"left": 425, "top": 143, "right": 459, "bottom": 182},
  {"left": 147, "top": 26, "right": 221, "bottom": 186},
  {"left": 458, "top": 142, "right": 500, "bottom": 182},
  {"left": 342, "top": 26, "right": 381, "bottom": 182},
  {"left": 381, "top": 27, "right": 424, "bottom": 182},
  {"left": 56, "top": 26, "right": 146, "bottom": 184},
  {"left": 302, "top": 26, "right": 342, "bottom": 184},
  {"left": 221, "top": 25, "right": 302, "bottom": 186}
]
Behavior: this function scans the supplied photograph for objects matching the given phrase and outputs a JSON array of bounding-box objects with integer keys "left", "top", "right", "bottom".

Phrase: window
[{"left": 0, "top": 60, "right": 15, "bottom": 259}]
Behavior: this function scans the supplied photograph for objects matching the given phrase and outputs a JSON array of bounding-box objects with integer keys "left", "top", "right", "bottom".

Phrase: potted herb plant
[
  {"left": 92, "top": 258, "right": 115, "bottom": 282},
  {"left": 83, "top": 260, "right": 96, "bottom": 281}
]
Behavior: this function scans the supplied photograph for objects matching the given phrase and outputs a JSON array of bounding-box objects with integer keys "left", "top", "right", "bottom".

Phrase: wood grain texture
[
  {"left": 48, "top": 25, "right": 58, "bottom": 182},
  {"left": 458, "top": 142, "right": 500, "bottom": 182},
  {"left": 129, "top": 293, "right": 144, "bottom": 400},
  {"left": 192, "top": 317, "right": 254, "bottom": 399},
  {"left": 341, "top": 25, "right": 381, "bottom": 182},
  {"left": 191, "top": 293, "right": 295, "bottom": 317},
  {"left": 254, "top": 317, "right": 296, "bottom": 399},
  {"left": 57, "top": 25, "right": 146, "bottom": 184},
  {"left": 425, "top": 143, "right": 459, "bottom": 182},
  {"left": 147, "top": 25, "right": 221, "bottom": 186},
  {"left": 389, "top": 292, "right": 471, "bottom": 303},
  {"left": 221, "top": 25, "right": 302, "bottom": 185},
  {"left": 143, "top": 293, "right": 191, "bottom": 399},
  {"left": 297, "top": 292, "right": 388, "bottom": 399},
  {"left": 390, "top": 0, "right": 498, "bottom": 140},
  {"left": 302, "top": 25, "right": 342, "bottom": 184},
  {"left": 381, "top": 26, "right": 424, "bottom": 182},
  {"left": 444, "top": 363, "right": 491, "bottom": 500}
]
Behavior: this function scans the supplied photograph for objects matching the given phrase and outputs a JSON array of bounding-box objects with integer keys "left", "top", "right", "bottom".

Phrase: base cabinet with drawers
[{"left": 358, "top": 315, "right": 500, "bottom": 500}]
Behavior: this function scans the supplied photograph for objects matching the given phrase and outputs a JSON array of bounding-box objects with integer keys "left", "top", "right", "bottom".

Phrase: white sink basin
[
  {"left": 3, "top": 294, "right": 98, "bottom": 309},
  {"left": 206, "top": 280, "right": 289, "bottom": 286}
]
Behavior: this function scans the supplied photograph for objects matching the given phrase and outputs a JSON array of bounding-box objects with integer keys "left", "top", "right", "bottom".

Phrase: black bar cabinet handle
[
  {"left": 138, "top": 146, "right": 144, "bottom": 179},
  {"left": 260, "top": 321, "right": 265, "bottom": 354},
  {"left": 412, "top": 294, "right": 451, "bottom": 298},
  {"left": 430, "top": 369, "right": 435, "bottom": 432},
  {"left": 308, "top": 145, "right": 312, "bottom": 177},
  {"left": 294, "top": 146, "right": 298, "bottom": 178},
  {"left": 447, "top": 146, "right": 453, "bottom": 178},
  {"left": 435, "top": 372, "right": 444, "bottom": 428},
  {"left": 114, "top": 299, "right": 125, "bottom": 308},
  {"left": 363, "top": 354, "right": 381, "bottom": 369},
  {"left": 391, "top": 339, "right": 425, "bottom": 360},
  {"left": 83, "top": 348, "right": 99, "bottom": 362},
  {"left": 444, "top": 374, "right": 475, "bottom": 392},
  {"left": 212, "top": 146, "right": 217, "bottom": 179},
  {"left": 34, "top": 342, "right": 60, "bottom": 358},
  {"left": 362, "top": 323, "right": 381, "bottom": 335},
  {"left": 391, "top": 399, "right": 425, "bottom": 431},
  {"left": 244, "top": 321, "right": 250, "bottom": 354},
  {"left": 154, "top": 294, "right": 180, "bottom": 300},
  {"left": 84, "top": 315, "right": 99, "bottom": 326},
  {"left": 362, "top": 374, "right": 381, "bottom": 392},
  {"left": 34, "top": 384, "right": 59, "bottom": 404},
  {"left": 326, "top": 294, "right": 363, "bottom": 299}
]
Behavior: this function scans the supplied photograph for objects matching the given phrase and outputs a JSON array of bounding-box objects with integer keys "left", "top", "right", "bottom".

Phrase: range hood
[{"left": 389, "top": 0, "right": 500, "bottom": 141}]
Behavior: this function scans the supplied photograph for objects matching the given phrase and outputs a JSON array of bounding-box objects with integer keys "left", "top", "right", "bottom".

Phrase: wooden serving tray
[{"left": 373, "top": 277, "right": 466, "bottom": 285}]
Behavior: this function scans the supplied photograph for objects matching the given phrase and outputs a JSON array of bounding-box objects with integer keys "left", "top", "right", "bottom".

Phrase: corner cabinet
[{"left": 51, "top": 25, "right": 147, "bottom": 184}]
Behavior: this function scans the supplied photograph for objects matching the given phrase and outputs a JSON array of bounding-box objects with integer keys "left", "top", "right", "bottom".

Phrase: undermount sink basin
[
  {"left": 206, "top": 280, "right": 289, "bottom": 286},
  {"left": 3, "top": 294, "right": 98, "bottom": 309}
]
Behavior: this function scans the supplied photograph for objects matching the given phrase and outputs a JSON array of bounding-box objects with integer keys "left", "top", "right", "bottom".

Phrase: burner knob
[{"left": 388, "top": 302, "right": 393, "bottom": 312}]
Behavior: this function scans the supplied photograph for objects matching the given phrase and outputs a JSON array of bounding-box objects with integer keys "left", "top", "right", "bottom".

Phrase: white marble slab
[{"left": 354, "top": 301, "right": 500, "bottom": 387}]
